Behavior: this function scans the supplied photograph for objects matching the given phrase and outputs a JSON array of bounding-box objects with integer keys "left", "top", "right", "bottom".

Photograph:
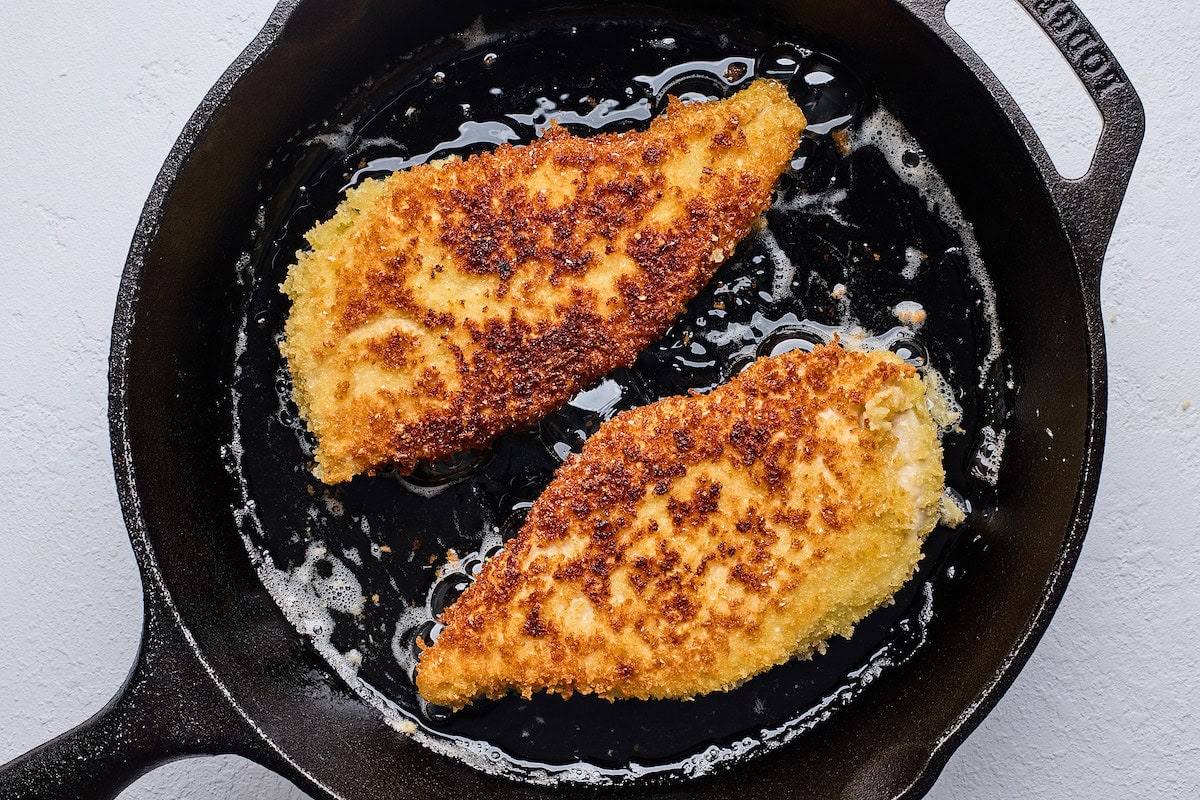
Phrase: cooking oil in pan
[{"left": 228, "top": 16, "right": 1007, "bottom": 787}]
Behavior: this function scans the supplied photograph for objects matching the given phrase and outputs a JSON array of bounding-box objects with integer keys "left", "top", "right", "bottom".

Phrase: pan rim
[
  {"left": 107, "top": 1, "right": 1110, "bottom": 797},
  {"left": 107, "top": 1, "right": 347, "bottom": 797}
]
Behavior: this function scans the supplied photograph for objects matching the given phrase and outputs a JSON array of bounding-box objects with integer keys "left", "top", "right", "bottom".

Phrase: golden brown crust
[
  {"left": 281, "top": 80, "right": 806, "bottom": 483},
  {"left": 416, "top": 344, "right": 946, "bottom": 708}
]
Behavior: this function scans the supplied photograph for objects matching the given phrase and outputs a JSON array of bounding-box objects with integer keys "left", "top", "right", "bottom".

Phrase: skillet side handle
[
  {"left": 906, "top": 0, "right": 1145, "bottom": 291},
  {"left": 0, "top": 596, "right": 265, "bottom": 800},
  {"left": 1011, "top": 0, "right": 1145, "bottom": 285}
]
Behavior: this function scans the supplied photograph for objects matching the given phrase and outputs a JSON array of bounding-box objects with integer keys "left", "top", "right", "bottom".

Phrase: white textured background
[{"left": 0, "top": 1, "right": 1195, "bottom": 797}]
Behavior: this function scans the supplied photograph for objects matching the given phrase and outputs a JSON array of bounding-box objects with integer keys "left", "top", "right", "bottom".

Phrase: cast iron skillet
[{"left": 0, "top": 0, "right": 1143, "bottom": 798}]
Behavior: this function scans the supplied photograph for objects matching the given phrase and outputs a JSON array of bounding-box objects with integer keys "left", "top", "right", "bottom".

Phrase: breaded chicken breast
[
  {"left": 416, "top": 344, "right": 945, "bottom": 708},
  {"left": 281, "top": 80, "right": 806, "bottom": 483}
]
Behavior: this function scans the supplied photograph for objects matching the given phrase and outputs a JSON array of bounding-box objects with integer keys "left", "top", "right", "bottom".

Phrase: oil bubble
[
  {"left": 888, "top": 336, "right": 929, "bottom": 367},
  {"left": 796, "top": 58, "right": 863, "bottom": 135},
  {"left": 408, "top": 449, "right": 491, "bottom": 487},
  {"left": 430, "top": 575, "right": 472, "bottom": 615},
  {"left": 757, "top": 326, "right": 826, "bottom": 357},
  {"left": 500, "top": 506, "right": 530, "bottom": 539},
  {"left": 419, "top": 698, "right": 454, "bottom": 724},
  {"left": 759, "top": 44, "right": 804, "bottom": 82}
]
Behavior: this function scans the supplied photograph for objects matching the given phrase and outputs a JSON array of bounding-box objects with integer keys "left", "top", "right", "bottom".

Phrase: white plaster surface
[{"left": 0, "top": 1, "right": 1195, "bottom": 797}]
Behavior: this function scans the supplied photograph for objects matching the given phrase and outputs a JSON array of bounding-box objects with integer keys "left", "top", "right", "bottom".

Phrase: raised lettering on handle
[{"left": 1028, "top": 0, "right": 1124, "bottom": 98}]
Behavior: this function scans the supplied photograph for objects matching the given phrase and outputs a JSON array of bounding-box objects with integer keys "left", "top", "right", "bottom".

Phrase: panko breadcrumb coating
[
  {"left": 416, "top": 344, "right": 946, "bottom": 708},
  {"left": 281, "top": 80, "right": 806, "bottom": 483}
]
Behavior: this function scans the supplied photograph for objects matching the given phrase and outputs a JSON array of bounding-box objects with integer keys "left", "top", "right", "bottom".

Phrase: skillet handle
[
  {"left": 904, "top": 0, "right": 1145, "bottom": 287},
  {"left": 0, "top": 595, "right": 268, "bottom": 800}
]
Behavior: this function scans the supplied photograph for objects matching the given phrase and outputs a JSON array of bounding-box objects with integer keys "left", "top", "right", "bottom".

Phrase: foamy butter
[
  {"left": 893, "top": 300, "right": 927, "bottom": 328},
  {"left": 922, "top": 368, "right": 964, "bottom": 433},
  {"left": 244, "top": 531, "right": 443, "bottom": 745},
  {"left": 774, "top": 185, "right": 852, "bottom": 226},
  {"left": 902, "top": 246, "right": 926, "bottom": 280},
  {"left": 255, "top": 543, "right": 364, "bottom": 635},
  {"left": 453, "top": 15, "right": 498, "bottom": 50},
  {"left": 756, "top": 227, "right": 796, "bottom": 301},
  {"left": 971, "top": 424, "right": 1008, "bottom": 486}
]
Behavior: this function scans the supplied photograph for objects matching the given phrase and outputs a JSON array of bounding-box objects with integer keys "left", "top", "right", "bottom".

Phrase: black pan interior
[
  {"left": 228, "top": 11, "right": 1006, "bottom": 785},
  {"left": 116, "top": 1, "right": 1095, "bottom": 797}
]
